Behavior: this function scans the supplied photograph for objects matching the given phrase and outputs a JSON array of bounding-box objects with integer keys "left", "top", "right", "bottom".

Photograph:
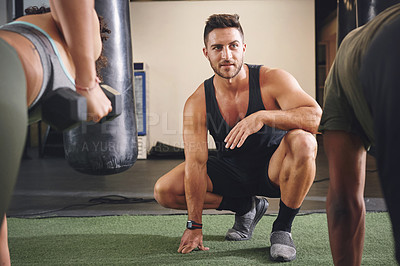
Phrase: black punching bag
[
  {"left": 338, "top": 0, "right": 400, "bottom": 45},
  {"left": 337, "top": 0, "right": 357, "bottom": 46},
  {"left": 63, "top": 0, "right": 138, "bottom": 175},
  {"left": 358, "top": 0, "right": 400, "bottom": 24}
]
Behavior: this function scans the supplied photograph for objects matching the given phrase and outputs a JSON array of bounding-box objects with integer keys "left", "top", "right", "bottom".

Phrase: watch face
[{"left": 187, "top": 221, "right": 193, "bottom": 228}]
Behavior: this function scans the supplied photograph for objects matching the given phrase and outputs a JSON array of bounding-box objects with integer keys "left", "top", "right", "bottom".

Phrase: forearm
[
  {"left": 49, "top": 0, "right": 99, "bottom": 86},
  {"left": 259, "top": 106, "right": 321, "bottom": 134},
  {"left": 184, "top": 162, "right": 207, "bottom": 223}
]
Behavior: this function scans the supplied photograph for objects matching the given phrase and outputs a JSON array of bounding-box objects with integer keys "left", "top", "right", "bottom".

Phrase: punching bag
[
  {"left": 63, "top": 0, "right": 138, "bottom": 175},
  {"left": 337, "top": 0, "right": 357, "bottom": 46},
  {"left": 338, "top": 0, "right": 400, "bottom": 45},
  {"left": 358, "top": 0, "right": 400, "bottom": 25}
]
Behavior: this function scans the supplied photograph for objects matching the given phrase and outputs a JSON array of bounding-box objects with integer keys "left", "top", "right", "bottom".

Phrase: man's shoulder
[
  {"left": 185, "top": 83, "right": 206, "bottom": 112},
  {"left": 249, "top": 64, "right": 282, "bottom": 79},
  {"left": 258, "top": 67, "right": 299, "bottom": 100},
  {"left": 259, "top": 67, "right": 292, "bottom": 82}
]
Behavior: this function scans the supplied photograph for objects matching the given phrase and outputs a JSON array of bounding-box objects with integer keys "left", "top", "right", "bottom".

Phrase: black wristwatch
[{"left": 187, "top": 220, "right": 202, "bottom": 230}]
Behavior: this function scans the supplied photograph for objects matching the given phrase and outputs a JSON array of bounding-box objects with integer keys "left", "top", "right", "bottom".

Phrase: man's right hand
[{"left": 177, "top": 229, "right": 209, "bottom": 254}]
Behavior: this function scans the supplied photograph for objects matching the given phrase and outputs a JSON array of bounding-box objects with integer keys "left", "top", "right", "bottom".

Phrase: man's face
[{"left": 203, "top": 28, "right": 246, "bottom": 79}]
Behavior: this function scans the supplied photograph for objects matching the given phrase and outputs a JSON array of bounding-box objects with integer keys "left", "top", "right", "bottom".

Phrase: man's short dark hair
[{"left": 203, "top": 14, "right": 244, "bottom": 46}]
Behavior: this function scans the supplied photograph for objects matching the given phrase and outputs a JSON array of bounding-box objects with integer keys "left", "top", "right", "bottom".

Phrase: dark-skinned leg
[{"left": 324, "top": 130, "right": 366, "bottom": 266}]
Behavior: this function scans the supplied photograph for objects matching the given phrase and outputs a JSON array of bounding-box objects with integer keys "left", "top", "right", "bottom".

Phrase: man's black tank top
[{"left": 204, "top": 64, "right": 287, "bottom": 171}]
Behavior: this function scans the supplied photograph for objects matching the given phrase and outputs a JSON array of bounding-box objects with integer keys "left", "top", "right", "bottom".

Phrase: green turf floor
[{"left": 7, "top": 212, "right": 396, "bottom": 265}]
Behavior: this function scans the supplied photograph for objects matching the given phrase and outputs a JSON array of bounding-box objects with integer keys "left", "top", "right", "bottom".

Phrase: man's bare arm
[
  {"left": 225, "top": 68, "right": 322, "bottom": 149},
  {"left": 178, "top": 88, "right": 209, "bottom": 254},
  {"left": 183, "top": 92, "right": 208, "bottom": 223},
  {"left": 265, "top": 68, "right": 322, "bottom": 132}
]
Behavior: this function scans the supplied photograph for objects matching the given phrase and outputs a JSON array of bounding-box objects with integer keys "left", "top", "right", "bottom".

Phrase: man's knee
[
  {"left": 154, "top": 180, "right": 175, "bottom": 208},
  {"left": 327, "top": 191, "right": 365, "bottom": 223},
  {"left": 275, "top": 130, "right": 317, "bottom": 186},
  {"left": 285, "top": 129, "right": 318, "bottom": 163},
  {"left": 153, "top": 180, "right": 163, "bottom": 205}
]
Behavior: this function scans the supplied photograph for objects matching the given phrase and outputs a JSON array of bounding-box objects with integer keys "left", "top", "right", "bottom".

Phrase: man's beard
[{"left": 210, "top": 59, "right": 244, "bottom": 79}]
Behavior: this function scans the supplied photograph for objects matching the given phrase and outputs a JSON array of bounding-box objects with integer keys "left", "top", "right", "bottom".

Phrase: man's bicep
[
  {"left": 278, "top": 83, "right": 317, "bottom": 111},
  {"left": 183, "top": 99, "right": 208, "bottom": 164},
  {"left": 267, "top": 69, "right": 318, "bottom": 110},
  {"left": 279, "top": 89, "right": 318, "bottom": 111}
]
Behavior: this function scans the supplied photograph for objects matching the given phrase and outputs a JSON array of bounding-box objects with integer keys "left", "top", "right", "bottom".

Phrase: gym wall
[{"left": 131, "top": 0, "right": 315, "bottom": 150}]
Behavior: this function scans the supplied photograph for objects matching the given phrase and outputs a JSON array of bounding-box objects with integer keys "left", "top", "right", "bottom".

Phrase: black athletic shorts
[{"left": 206, "top": 145, "right": 281, "bottom": 199}]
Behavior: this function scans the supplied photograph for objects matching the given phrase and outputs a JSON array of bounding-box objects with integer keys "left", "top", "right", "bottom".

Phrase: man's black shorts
[{"left": 206, "top": 145, "right": 281, "bottom": 199}]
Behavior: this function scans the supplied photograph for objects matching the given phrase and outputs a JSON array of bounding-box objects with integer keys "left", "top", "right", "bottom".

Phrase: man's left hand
[{"left": 224, "top": 111, "right": 264, "bottom": 149}]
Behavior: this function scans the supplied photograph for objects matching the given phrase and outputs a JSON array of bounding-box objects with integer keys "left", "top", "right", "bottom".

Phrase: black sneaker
[{"left": 225, "top": 197, "right": 269, "bottom": 241}]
